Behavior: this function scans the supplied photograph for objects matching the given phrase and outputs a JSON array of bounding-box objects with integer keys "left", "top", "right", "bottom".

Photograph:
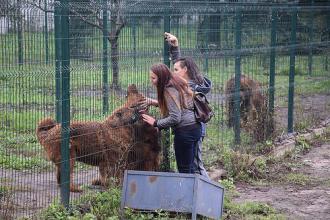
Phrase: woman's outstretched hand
[
  {"left": 141, "top": 114, "right": 156, "bottom": 126},
  {"left": 138, "top": 97, "right": 158, "bottom": 109},
  {"left": 164, "top": 32, "right": 179, "bottom": 47}
]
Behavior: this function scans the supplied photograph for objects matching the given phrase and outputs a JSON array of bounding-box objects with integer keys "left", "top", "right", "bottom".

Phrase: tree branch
[
  {"left": 69, "top": 6, "right": 104, "bottom": 31},
  {"left": 26, "top": 0, "right": 54, "bottom": 13}
]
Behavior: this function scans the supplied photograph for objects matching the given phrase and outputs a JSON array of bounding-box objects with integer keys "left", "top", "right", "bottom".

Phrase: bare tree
[
  {"left": 27, "top": 0, "right": 126, "bottom": 89},
  {"left": 0, "top": 0, "right": 13, "bottom": 16}
]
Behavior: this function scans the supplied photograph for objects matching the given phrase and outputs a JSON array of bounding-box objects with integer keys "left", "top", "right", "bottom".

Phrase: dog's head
[
  {"left": 105, "top": 106, "right": 141, "bottom": 128},
  {"left": 125, "top": 84, "right": 146, "bottom": 108},
  {"left": 105, "top": 84, "right": 147, "bottom": 128}
]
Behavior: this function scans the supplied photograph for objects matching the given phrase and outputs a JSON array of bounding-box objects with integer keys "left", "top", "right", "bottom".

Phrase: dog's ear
[{"left": 127, "top": 84, "right": 138, "bottom": 96}]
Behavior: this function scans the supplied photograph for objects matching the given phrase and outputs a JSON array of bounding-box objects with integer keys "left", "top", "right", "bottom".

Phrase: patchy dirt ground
[
  {"left": 1, "top": 93, "right": 329, "bottom": 219},
  {"left": 0, "top": 167, "right": 99, "bottom": 219},
  {"left": 233, "top": 142, "right": 330, "bottom": 219},
  {"left": 274, "top": 93, "right": 330, "bottom": 133}
]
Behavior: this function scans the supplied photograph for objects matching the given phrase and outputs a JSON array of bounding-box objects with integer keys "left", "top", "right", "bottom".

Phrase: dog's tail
[{"left": 36, "top": 117, "right": 57, "bottom": 142}]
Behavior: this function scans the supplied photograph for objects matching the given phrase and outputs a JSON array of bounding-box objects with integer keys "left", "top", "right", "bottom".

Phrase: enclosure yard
[
  {"left": 1, "top": 0, "right": 330, "bottom": 219},
  {"left": 234, "top": 132, "right": 330, "bottom": 219}
]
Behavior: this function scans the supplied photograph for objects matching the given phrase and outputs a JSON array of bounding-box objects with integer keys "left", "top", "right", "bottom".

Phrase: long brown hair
[
  {"left": 150, "top": 63, "right": 192, "bottom": 116},
  {"left": 174, "top": 57, "right": 204, "bottom": 84}
]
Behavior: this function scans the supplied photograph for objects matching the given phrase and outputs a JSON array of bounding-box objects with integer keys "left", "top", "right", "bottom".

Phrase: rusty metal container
[{"left": 120, "top": 170, "right": 224, "bottom": 220}]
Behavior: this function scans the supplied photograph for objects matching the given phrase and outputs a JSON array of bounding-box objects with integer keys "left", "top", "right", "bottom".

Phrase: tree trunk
[
  {"left": 17, "top": 0, "right": 23, "bottom": 65},
  {"left": 109, "top": 0, "right": 125, "bottom": 90},
  {"left": 209, "top": 15, "right": 221, "bottom": 47},
  {"left": 110, "top": 38, "right": 119, "bottom": 89}
]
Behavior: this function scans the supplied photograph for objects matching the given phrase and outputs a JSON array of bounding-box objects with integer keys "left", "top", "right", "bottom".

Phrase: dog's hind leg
[
  {"left": 96, "top": 163, "right": 109, "bottom": 186},
  {"left": 56, "top": 163, "right": 61, "bottom": 185},
  {"left": 91, "top": 162, "right": 104, "bottom": 186},
  {"left": 92, "top": 171, "right": 102, "bottom": 185},
  {"left": 69, "top": 148, "right": 82, "bottom": 192},
  {"left": 91, "top": 179, "right": 102, "bottom": 185},
  {"left": 92, "top": 162, "right": 108, "bottom": 186},
  {"left": 55, "top": 159, "right": 81, "bottom": 192}
]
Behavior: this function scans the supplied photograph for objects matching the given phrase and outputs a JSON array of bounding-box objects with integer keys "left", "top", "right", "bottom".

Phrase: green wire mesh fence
[{"left": 0, "top": 0, "right": 329, "bottom": 218}]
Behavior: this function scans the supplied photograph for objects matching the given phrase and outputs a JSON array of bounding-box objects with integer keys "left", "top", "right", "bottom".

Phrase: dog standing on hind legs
[{"left": 36, "top": 84, "right": 161, "bottom": 192}]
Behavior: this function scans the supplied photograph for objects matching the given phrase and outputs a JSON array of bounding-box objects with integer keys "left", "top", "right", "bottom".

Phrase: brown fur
[
  {"left": 123, "top": 84, "right": 161, "bottom": 172},
  {"left": 225, "top": 74, "right": 273, "bottom": 142},
  {"left": 36, "top": 84, "right": 160, "bottom": 192}
]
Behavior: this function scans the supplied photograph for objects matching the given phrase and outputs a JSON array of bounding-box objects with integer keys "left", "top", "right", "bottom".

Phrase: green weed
[
  {"left": 283, "top": 173, "right": 311, "bottom": 186},
  {"left": 224, "top": 198, "right": 285, "bottom": 220},
  {"left": 0, "top": 152, "right": 50, "bottom": 170}
]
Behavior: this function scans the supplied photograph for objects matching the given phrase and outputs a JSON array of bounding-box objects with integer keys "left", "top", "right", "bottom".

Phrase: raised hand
[{"left": 164, "top": 32, "right": 179, "bottom": 47}]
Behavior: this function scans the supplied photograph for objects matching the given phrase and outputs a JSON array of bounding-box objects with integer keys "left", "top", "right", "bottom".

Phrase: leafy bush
[{"left": 39, "top": 202, "right": 69, "bottom": 220}]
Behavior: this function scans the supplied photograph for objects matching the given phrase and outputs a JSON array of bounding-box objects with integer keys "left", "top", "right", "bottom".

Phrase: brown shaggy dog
[
  {"left": 124, "top": 85, "right": 161, "bottom": 172},
  {"left": 36, "top": 84, "right": 160, "bottom": 192},
  {"left": 225, "top": 74, "right": 273, "bottom": 142}
]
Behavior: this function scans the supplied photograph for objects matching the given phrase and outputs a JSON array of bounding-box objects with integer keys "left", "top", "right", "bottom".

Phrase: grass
[
  {"left": 0, "top": 153, "right": 49, "bottom": 170},
  {"left": 283, "top": 173, "right": 311, "bottom": 186},
  {"left": 1, "top": 24, "right": 329, "bottom": 203},
  {"left": 0, "top": 59, "right": 328, "bottom": 171},
  {"left": 0, "top": 130, "right": 51, "bottom": 170},
  {"left": 4, "top": 67, "right": 319, "bottom": 171},
  {"left": 38, "top": 187, "right": 172, "bottom": 220},
  {"left": 0, "top": 181, "right": 12, "bottom": 198},
  {"left": 218, "top": 179, "right": 285, "bottom": 220},
  {"left": 37, "top": 181, "right": 284, "bottom": 220},
  {"left": 0, "top": 25, "right": 270, "bottom": 67}
]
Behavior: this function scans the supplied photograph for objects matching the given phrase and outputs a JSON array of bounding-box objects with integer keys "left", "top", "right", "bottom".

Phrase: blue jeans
[
  {"left": 174, "top": 123, "right": 202, "bottom": 173},
  {"left": 193, "top": 138, "right": 210, "bottom": 179},
  {"left": 193, "top": 122, "right": 210, "bottom": 179}
]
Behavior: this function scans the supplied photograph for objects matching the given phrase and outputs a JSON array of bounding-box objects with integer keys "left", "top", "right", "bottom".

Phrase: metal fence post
[
  {"left": 203, "top": 15, "right": 209, "bottom": 74},
  {"left": 17, "top": 0, "right": 23, "bottom": 66},
  {"left": 288, "top": 8, "right": 297, "bottom": 134},
  {"left": 203, "top": 0, "right": 210, "bottom": 74},
  {"left": 44, "top": 0, "right": 49, "bottom": 64},
  {"left": 234, "top": 9, "right": 242, "bottom": 145},
  {"left": 132, "top": 16, "right": 137, "bottom": 70},
  {"left": 162, "top": 10, "right": 171, "bottom": 171},
  {"left": 308, "top": 0, "right": 314, "bottom": 76},
  {"left": 163, "top": 13, "right": 170, "bottom": 67},
  {"left": 60, "top": 0, "right": 70, "bottom": 208},
  {"left": 102, "top": 0, "right": 109, "bottom": 115},
  {"left": 269, "top": 8, "right": 277, "bottom": 115},
  {"left": 224, "top": 15, "right": 229, "bottom": 67},
  {"left": 326, "top": 13, "right": 330, "bottom": 71},
  {"left": 55, "top": 1, "right": 61, "bottom": 122}
]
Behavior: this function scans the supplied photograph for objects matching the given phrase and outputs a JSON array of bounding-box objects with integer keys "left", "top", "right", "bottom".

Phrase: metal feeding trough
[{"left": 120, "top": 170, "right": 224, "bottom": 220}]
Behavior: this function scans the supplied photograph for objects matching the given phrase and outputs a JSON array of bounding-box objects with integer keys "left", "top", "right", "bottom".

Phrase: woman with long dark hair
[
  {"left": 141, "top": 63, "right": 202, "bottom": 174},
  {"left": 165, "top": 32, "right": 212, "bottom": 179}
]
